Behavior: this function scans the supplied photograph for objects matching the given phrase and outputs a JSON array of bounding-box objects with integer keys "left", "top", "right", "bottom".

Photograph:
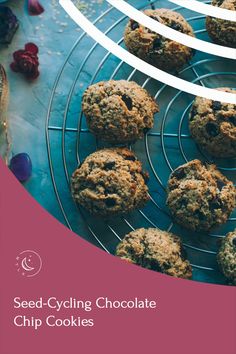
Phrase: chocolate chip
[
  {"left": 131, "top": 21, "right": 139, "bottom": 30},
  {"left": 149, "top": 259, "right": 163, "bottom": 272},
  {"left": 212, "top": 101, "right": 222, "bottom": 111},
  {"left": 205, "top": 122, "right": 219, "bottom": 137},
  {"left": 210, "top": 198, "right": 222, "bottom": 210},
  {"left": 105, "top": 198, "right": 116, "bottom": 207},
  {"left": 122, "top": 94, "right": 133, "bottom": 110},
  {"left": 124, "top": 154, "right": 136, "bottom": 161},
  {"left": 180, "top": 199, "right": 188, "bottom": 208},
  {"left": 170, "top": 22, "right": 183, "bottom": 32},
  {"left": 232, "top": 238, "right": 236, "bottom": 246},
  {"left": 217, "top": 180, "right": 226, "bottom": 190},
  {"left": 172, "top": 167, "right": 186, "bottom": 180},
  {"left": 153, "top": 37, "right": 162, "bottom": 50},
  {"left": 229, "top": 115, "right": 236, "bottom": 126},
  {"left": 149, "top": 15, "right": 160, "bottom": 24},
  {"left": 195, "top": 210, "right": 205, "bottom": 220},
  {"left": 189, "top": 106, "right": 197, "bottom": 121},
  {"left": 104, "top": 161, "right": 115, "bottom": 170}
]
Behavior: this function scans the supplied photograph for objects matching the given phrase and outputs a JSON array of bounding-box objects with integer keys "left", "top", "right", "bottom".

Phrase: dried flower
[
  {"left": 10, "top": 43, "right": 40, "bottom": 80},
  {"left": 27, "top": 0, "right": 45, "bottom": 16},
  {"left": 0, "top": 6, "right": 19, "bottom": 44}
]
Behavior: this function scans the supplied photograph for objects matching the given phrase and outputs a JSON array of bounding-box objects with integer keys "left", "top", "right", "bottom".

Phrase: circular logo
[{"left": 15, "top": 250, "right": 42, "bottom": 277}]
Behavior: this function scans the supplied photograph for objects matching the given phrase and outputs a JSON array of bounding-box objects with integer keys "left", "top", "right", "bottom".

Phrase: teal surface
[{"left": 1, "top": 0, "right": 235, "bottom": 284}]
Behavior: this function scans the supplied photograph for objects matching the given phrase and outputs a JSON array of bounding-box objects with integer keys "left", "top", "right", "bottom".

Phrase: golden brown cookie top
[
  {"left": 71, "top": 148, "right": 149, "bottom": 215},
  {"left": 116, "top": 228, "right": 192, "bottom": 279}
]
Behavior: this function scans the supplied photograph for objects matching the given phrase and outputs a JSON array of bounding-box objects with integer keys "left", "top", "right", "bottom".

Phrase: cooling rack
[{"left": 46, "top": 0, "right": 236, "bottom": 284}]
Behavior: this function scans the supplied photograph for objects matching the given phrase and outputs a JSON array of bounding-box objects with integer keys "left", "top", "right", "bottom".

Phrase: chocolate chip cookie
[
  {"left": 71, "top": 148, "right": 149, "bottom": 216},
  {"left": 82, "top": 80, "right": 158, "bottom": 144},
  {"left": 167, "top": 159, "right": 236, "bottom": 231},
  {"left": 206, "top": 0, "right": 236, "bottom": 48},
  {"left": 124, "top": 8, "right": 195, "bottom": 72},
  {"left": 189, "top": 88, "right": 236, "bottom": 158},
  {"left": 217, "top": 229, "right": 236, "bottom": 284},
  {"left": 116, "top": 228, "right": 192, "bottom": 279}
]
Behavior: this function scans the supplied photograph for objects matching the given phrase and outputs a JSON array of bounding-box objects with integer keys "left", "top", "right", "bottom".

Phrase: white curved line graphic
[
  {"left": 168, "top": 0, "right": 236, "bottom": 22},
  {"left": 59, "top": 0, "right": 236, "bottom": 104},
  {"left": 21, "top": 257, "right": 35, "bottom": 271},
  {"left": 106, "top": 0, "right": 236, "bottom": 60}
]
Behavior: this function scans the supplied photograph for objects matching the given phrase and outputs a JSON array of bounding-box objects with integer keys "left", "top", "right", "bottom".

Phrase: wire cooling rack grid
[{"left": 46, "top": 0, "right": 236, "bottom": 284}]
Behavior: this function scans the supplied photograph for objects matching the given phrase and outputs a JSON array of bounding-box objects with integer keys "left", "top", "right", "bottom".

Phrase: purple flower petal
[{"left": 9, "top": 153, "right": 32, "bottom": 182}]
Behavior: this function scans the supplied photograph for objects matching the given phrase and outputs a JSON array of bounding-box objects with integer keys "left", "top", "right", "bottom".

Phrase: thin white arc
[
  {"left": 168, "top": 0, "right": 236, "bottom": 22},
  {"left": 59, "top": 0, "right": 236, "bottom": 104},
  {"left": 106, "top": 0, "right": 236, "bottom": 59},
  {"left": 21, "top": 257, "right": 35, "bottom": 271}
]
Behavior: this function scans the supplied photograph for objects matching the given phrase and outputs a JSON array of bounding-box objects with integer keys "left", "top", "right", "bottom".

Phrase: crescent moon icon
[{"left": 21, "top": 257, "right": 35, "bottom": 272}]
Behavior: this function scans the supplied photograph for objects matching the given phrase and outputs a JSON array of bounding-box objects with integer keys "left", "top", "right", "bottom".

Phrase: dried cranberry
[
  {"left": 131, "top": 21, "right": 139, "bottom": 30},
  {"left": 212, "top": 101, "right": 222, "bottom": 111},
  {"left": 105, "top": 198, "right": 116, "bottom": 207},
  {"left": 172, "top": 167, "right": 186, "bottom": 180},
  {"left": 205, "top": 122, "right": 219, "bottom": 137},
  {"left": 122, "top": 94, "right": 133, "bottom": 110},
  {"left": 229, "top": 115, "right": 236, "bottom": 126},
  {"left": 217, "top": 180, "right": 226, "bottom": 190}
]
